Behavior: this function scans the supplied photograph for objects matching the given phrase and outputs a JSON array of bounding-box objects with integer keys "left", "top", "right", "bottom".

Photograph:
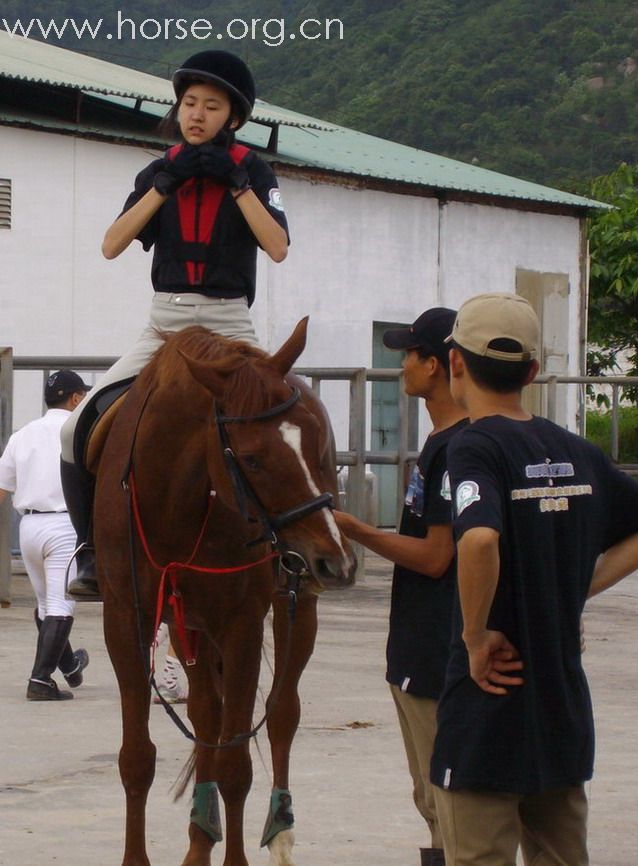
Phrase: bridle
[{"left": 215, "top": 385, "right": 334, "bottom": 570}]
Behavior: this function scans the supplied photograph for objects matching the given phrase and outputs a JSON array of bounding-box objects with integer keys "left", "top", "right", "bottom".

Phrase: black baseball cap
[
  {"left": 383, "top": 307, "right": 458, "bottom": 364},
  {"left": 44, "top": 370, "right": 91, "bottom": 403}
]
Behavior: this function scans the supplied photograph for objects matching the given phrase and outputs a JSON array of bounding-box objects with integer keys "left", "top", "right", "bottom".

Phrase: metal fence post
[
  {"left": 396, "top": 374, "right": 410, "bottom": 524},
  {"left": 611, "top": 384, "right": 620, "bottom": 463},
  {"left": 347, "top": 368, "right": 367, "bottom": 578},
  {"left": 0, "top": 346, "right": 13, "bottom": 606},
  {"left": 546, "top": 375, "right": 557, "bottom": 423}
]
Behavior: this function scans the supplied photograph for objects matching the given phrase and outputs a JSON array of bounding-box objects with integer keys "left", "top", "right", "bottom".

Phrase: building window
[{"left": 0, "top": 179, "right": 11, "bottom": 229}]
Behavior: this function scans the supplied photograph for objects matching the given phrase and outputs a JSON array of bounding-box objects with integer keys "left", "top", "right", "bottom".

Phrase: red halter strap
[{"left": 127, "top": 469, "right": 278, "bottom": 667}]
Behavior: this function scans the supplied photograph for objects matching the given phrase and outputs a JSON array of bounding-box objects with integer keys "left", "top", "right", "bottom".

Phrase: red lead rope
[{"left": 128, "top": 471, "right": 279, "bottom": 668}]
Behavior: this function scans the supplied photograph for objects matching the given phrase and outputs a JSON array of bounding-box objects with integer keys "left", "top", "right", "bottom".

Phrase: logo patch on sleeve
[
  {"left": 405, "top": 465, "right": 425, "bottom": 517},
  {"left": 268, "top": 188, "right": 285, "bottom": 212},
  {"left": 456, "top": 480, "right": 481, "bottom": 515}
]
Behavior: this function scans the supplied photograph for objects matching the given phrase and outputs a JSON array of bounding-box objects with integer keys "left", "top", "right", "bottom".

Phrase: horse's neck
[{"left": 136, "top": 384, "right": 211, "bottom": 487}]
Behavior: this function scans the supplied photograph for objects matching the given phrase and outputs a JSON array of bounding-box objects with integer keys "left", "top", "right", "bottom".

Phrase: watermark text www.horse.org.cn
[{"left": 1, "top": 13, "right": 344, "bottom": 47}]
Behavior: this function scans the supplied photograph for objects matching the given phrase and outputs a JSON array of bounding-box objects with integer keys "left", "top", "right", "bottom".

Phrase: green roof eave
[{"left": 0, "top": 31, "right": 609, "bottom": 211}]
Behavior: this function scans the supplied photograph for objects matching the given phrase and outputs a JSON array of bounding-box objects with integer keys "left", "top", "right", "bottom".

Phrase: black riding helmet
[{"left": 172, "top": 51, "right": 255, "bottom": 127}]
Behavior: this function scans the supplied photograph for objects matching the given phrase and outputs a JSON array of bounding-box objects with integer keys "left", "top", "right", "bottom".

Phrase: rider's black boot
[
  {"left": 60, "top": 458, "right": 100, "bottom": 599},
  {"left": 420, "top": 849, "right": 446, "bottom": 866}
]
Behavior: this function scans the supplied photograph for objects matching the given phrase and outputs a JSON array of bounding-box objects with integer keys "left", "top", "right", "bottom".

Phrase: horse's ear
[
  {"left": 179, "top": 350, "right": 230, "bottom": 397},
  {"left": 269, "top": 317, "right": 309, "bottom": 376}
]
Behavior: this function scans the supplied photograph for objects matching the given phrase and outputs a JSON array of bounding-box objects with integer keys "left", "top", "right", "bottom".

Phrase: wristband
[{"left": 232, "top": 185, "right": 252, "bottom": 201}]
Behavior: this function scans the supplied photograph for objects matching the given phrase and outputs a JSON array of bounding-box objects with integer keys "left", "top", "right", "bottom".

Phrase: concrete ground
[{"left": 0, "top": 554, "right": 637, "bottom": 866}]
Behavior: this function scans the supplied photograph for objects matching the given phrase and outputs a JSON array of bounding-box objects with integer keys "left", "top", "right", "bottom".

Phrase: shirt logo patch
[
  {"left": 456, "top": 480, "right": 480, "bottom": 515},
  {"left": 440, "top": 471, "right": 451, "bottom": 501},
  {"left": 268, "top": 188, "right": 285, "bottom": 212}
]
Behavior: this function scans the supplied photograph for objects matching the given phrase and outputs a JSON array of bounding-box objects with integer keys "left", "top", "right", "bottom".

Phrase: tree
[{"left": 587, "top": 162, "right": 638, "bottom": 386}]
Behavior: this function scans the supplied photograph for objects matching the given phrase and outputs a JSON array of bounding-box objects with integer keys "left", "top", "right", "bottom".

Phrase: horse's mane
[{"left": 149, "top": 326, "right": 279, "bottom": 417}]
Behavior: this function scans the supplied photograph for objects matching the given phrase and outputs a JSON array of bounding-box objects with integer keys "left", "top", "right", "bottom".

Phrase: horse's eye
[{"left": 242, "top": 455, "right": 260, "bottom": 472}]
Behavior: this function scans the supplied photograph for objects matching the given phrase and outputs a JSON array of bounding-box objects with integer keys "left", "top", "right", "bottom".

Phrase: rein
[
  {"left": 127, "top": 471, "right": 279, "bottom": 667},
  {"left": 123, "top": 380, "right": 333, "bottom": 750}
]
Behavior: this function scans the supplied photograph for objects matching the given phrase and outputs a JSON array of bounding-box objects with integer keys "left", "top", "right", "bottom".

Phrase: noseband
[{"left": 215, "top": 386, "right": 333, "bottom": 568}]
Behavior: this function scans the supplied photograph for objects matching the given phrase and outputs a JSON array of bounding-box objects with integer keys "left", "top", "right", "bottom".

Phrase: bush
[{"left": 586, "top": 406, "right": 638, "bottom": 463}]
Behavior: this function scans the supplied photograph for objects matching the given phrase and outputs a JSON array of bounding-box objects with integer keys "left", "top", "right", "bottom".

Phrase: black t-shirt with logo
[
  {"left": 431, "top": 415, "right": 638, "bottom": 795},
  {"left": 386, "top": 419, "right": 467, "bottom": 700},
  {"left": 121, "top": 148, "right": 289, "bottom": 307}
]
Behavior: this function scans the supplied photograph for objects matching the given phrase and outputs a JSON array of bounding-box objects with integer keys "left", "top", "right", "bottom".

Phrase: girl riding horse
[{"left": 60, "top": 50, "right": 289, "bottom": 596}]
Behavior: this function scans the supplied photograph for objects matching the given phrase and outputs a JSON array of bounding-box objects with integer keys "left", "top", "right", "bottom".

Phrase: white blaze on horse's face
[{"left": 278, "top": 421, "right": 347, "bottom": 555}]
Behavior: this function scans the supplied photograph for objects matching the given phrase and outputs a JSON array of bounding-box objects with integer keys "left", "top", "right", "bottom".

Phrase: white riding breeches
[
  {"left": 19, "top": 513, "right": 77, "bottom": 617},
  {"left": 60, "top": 293, "right": 259, "bottom": 463}
]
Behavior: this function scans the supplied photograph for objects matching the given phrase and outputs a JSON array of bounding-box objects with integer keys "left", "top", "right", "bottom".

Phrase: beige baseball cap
[{"left": 445, "top": 293, "right": 539, "bottom": 362}]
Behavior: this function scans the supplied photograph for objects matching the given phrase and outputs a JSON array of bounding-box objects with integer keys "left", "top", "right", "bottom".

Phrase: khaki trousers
[
  {"left": 389, "top": 684, "right": 442, "bottom": 849},
  {"left": 61, "top": 293, "right": 258, "bottom": 463},
  {"left": 432, "top": 783, "right": 589, "bottom": 866}
]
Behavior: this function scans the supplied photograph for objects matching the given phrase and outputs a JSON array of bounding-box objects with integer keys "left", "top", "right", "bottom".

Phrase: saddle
[{"left": 84, "top": 392, "right": 128, "bottom": 474}]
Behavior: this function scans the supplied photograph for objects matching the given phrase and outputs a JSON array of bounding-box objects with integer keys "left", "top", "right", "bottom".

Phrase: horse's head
[{"left": 181, "top": 318, "right": 356, "bottom": 590}]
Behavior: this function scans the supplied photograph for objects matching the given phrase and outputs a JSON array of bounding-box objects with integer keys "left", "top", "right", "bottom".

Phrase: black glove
[
  {"left": 198, "top": 143, "right": 250, "bottom": 192},
  {"left": 153, "top": 144, "right": 201, "bottom": 196}
]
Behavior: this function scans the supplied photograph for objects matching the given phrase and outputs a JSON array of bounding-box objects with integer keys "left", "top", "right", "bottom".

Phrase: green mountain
[{"left": 4, "top": 0, "right": 638, "bottom": 185}]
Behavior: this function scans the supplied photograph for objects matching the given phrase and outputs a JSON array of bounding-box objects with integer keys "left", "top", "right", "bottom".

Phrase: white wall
[
  {"left": 438, "top": 200, "right": 582, "bottom": 374},
  {"left": 1, "top": 126, "right": 585, "bottom": 439},
  {"left": 255, "top": 179, "right": 441, "bottom": 367}
]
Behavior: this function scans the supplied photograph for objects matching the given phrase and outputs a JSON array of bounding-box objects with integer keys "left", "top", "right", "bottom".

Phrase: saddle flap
[{"left": 85, "top": 392, "right": 128, "bottom": 473}]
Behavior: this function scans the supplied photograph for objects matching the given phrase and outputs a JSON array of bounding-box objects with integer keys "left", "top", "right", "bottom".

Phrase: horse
[{"left": 92, "top": 317, "right": 357, "bottom": 866}]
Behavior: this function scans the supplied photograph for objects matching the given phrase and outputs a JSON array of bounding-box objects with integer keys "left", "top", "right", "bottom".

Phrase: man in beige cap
[{"left": 429, "top": 293, "right": 638, "bottom": 865}]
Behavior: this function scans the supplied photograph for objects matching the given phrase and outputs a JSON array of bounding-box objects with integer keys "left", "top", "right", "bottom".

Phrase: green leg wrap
[
  {"left": 190, "top": 781, "right": 222, "bottom": 843},
  {"left": 260, "top": 788, "right": 294, "bottom": 848}
]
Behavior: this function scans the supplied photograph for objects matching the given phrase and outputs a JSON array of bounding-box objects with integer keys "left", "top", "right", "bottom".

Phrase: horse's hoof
[{"left": 267, "top": 829, "right": 295, "bottom": 866}]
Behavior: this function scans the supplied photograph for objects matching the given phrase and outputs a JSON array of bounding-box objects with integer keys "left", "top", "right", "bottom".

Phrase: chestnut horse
[{"left": 93, "top": 318, "right": 356, "bottom": 866}]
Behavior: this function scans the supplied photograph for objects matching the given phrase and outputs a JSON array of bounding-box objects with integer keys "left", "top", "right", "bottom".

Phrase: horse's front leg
[
  {"left": 217, "top": 606, "right": 266, "bottom": 866},
  {"left": 263, "top": 592, "right": 318, "bottom": 866},
  {"left": 104, "top": 593, "right": 156, "bottom": 866},
  {"left": 178, "top": 637, "right": 223, "bottom": 866}
]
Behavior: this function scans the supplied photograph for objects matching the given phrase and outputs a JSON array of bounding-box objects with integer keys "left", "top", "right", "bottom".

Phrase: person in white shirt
[{"left": 0, "top": 370, "right": 91, "bottom": 701}]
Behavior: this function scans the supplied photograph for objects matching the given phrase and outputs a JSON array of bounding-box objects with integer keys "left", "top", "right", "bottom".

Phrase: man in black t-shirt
[
  {"left": 335, "top": 308, "right": 467, "bottom": 866},
  {"left": 430, "top": 293, "right": 638, "bottom": 866}
]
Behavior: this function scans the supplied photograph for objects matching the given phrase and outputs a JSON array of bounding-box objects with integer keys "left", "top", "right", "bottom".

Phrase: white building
[{"left": 0, "top": 33, "right": 604, "bottom": 522}]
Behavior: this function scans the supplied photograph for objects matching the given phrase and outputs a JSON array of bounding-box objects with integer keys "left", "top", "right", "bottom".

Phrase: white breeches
[{"left": 19, "top": 513, "right": 77, "bottom": 617}]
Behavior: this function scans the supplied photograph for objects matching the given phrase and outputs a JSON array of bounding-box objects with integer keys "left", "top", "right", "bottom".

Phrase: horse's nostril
[
  {"left": 316, "top": 556, "right": 350, "bottom": 583},
  {"left": 316, "top": 558, "right": 331, "bottom": 579}
]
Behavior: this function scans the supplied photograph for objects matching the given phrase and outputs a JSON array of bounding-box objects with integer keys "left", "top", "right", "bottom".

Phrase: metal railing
[
  {"left": 2, "top": 352, "right": 638, "bottom": 602},
  {"left": 535, "top": 374, "right": 638, "bottom": 466}
]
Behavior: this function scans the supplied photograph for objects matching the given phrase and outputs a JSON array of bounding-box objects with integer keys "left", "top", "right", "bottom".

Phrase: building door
[
  {"left": 516, "top": 269, "right": 570, "bottom": 425},
  {"left": 371, "top": 322, "right": 418, "bottom": 526}
]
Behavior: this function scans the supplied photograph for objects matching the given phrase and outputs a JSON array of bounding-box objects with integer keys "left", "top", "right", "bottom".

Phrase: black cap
[
  {"left": 44, "top": 370, "right": 91, "bottom": 403},
  {"left": 383, "top": 308, "right": 458, "bottom": 363}
]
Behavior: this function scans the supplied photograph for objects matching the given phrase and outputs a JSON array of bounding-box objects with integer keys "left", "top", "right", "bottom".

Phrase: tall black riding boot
[
  {"left": 421, "top": 848, "right": 446, "bottom": 866},
  {"left": 35, "top": 610, "right": 90, "bottom": 687},
  {"left": 27, "top": 616, "right": 75, "bottom": 700},
  {"left": 60, "top": 458, "right": 100, "bottom": 599}
]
